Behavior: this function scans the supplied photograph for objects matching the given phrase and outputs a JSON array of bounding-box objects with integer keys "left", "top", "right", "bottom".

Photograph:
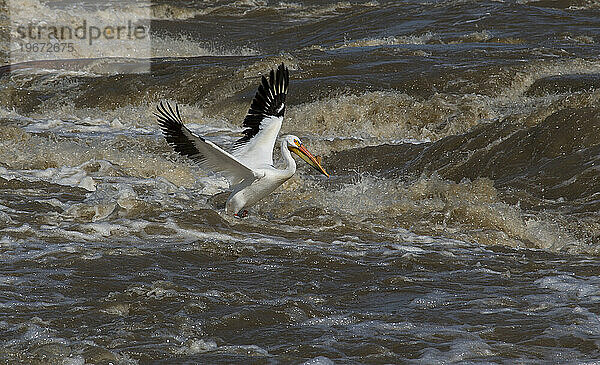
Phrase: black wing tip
[
  {"left": 234, "top": 63, "right": 290, "bottom": 147},
  {"left": 245, "top": 63, "right": 289, "bottom": 117},
  {"left": 276, "top": 63, "right": 289, "bottom": 94},
  {"left": 277, "top": 62, "right": 288, "bottom": 77},
  {"left": 155, "top": 101, "right": 206, "bottom": 161},
  {"left": 155, "top": 100, "right": 183, "bottom": 129},
  {"left": 257, "top": 62, "right": 289, "bottom": 100}
]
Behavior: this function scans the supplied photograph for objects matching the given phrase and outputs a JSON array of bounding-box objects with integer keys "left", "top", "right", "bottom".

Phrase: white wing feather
[
  {"left": 232, "top": 63, "right": 289, "bottom": 168},
  {"left": 155, "top": 101, "right": 256, "bottom": 186},
  {"left": 232, "top": 115, "right": 282, "bottom": 168}
]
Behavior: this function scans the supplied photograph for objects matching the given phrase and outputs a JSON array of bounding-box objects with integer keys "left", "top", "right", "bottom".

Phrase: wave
[
  {"left": 324, "top": 31, "right": 526, "bottom": 51},
  {"left": 324, "top": 106, "right": 600, "bottom": 253},
  {"left": 151, "top": 34, "right": 259, "bottom": 58},
  {"left": 2, "top": 104, "right": 599, "bottom": 253}
]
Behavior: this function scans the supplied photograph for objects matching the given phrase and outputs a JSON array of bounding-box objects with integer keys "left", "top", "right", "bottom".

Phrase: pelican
[{"left": 155, "top": 63, "right": 329, "bottom": 218}]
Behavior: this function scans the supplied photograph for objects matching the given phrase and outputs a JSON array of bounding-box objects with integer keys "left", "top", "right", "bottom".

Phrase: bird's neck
[{"left": 280, "top": 140, "right": 296, "bottom": 177}]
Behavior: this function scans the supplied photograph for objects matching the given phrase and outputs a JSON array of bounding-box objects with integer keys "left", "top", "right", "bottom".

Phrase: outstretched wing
[
  {"left": 232, "top": 63, "right": 289, "bottom": 168},
  {"left": 155, "top": 101, "right": 256, "bottom": 186}
]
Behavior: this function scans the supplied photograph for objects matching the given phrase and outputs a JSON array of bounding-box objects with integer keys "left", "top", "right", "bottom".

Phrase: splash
[
  {"left": 0, "top": 125, "right": 199, "bottom": 187},
  {"left": 330, "top": 32, "right": 436, "bottom": 50},
  {"left": 257, "top": 173, "right": 580, "bottom": 252}
]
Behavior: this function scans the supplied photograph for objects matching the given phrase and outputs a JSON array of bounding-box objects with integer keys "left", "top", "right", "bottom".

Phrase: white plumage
[{"left": 155, "top": 63, "right": 329, "bottom": 217}]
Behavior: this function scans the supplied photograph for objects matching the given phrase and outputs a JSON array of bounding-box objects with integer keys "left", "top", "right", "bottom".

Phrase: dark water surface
[{"left": 2, "top": 0, "right": 600, "bottom": 363}]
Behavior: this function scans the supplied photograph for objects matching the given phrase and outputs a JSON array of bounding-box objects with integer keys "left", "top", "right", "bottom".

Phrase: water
[{"left": 1, "top": 0, "right": 600, "bottom": 363}]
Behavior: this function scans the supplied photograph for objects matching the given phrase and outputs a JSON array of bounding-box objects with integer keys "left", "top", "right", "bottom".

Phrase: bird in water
[{"left": 155, "top": 63, "right": 329, "bottom": 218}]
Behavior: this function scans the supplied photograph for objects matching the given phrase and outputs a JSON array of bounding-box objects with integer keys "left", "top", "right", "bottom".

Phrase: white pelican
[{"left": 155, "top": 63, "right": 329, "bottom": 218}]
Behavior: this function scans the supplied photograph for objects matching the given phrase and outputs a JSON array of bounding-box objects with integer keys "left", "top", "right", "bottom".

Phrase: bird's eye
[{"left": 294, "top": 139, "right": 300, "bottom": 146}]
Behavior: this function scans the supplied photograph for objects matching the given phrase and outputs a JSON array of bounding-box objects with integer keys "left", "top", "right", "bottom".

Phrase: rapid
[{"left": 1, "top": 0, "right": 600, "bottom": 363}]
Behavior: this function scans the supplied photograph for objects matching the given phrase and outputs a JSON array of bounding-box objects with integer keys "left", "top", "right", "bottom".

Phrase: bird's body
[{"left": 155, "top": 64, "right": 328, "bottom": 217}]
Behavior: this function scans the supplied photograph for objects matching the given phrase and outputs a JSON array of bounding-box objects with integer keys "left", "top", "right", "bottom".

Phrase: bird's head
[{"left": 284, "top": 135, "right": 329, "bottom": 177}]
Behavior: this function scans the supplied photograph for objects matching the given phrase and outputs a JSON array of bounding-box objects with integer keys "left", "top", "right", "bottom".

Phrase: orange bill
[{"left": 289, "top": 144, "right": 330, "bottom": 177}]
